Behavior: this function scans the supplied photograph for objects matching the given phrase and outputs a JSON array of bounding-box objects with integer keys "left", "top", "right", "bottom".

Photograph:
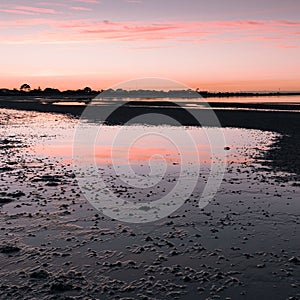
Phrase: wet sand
[{"left": 0, "top": 106, "right": 299, "bottom": 299}]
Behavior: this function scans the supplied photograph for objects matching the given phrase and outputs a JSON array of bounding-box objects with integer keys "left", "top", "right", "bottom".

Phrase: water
[{"left": 38, "top": 95, "right": 300, "bottom": 108}]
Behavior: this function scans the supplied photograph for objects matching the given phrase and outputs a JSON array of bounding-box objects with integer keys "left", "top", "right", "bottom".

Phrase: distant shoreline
[
  {"left": 200, "top": 91, "right": 300, "bottom": 98},
  {"left": 1, "top": 88, "right": 300, "bottom": 100},
  {"left": 1, "top": 94, "right": 300, "bottom": 113}
]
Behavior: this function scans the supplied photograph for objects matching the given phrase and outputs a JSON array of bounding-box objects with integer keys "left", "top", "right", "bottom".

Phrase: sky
[{"left": 0, "top": 0, "right": 299, "bottom": 91}]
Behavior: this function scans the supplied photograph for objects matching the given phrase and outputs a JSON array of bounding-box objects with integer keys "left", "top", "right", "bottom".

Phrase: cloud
[
  {"left": 124, "top": 0, "right": 142, "bottom": 3},
  {"left": 54, "top": 20, "right": 300, "bottom": 47},
  {"left": 72, "top": 0, "right": 99, "bottom": 3},
  {"left": 0, "top": 5, "right": 56, "bottom": 15},
  {"left": 0, "top": 9, "right": 35, "bottom": 15},
  {"left": 71, "top": 6, "right": 92, "bottom": 11},
  {"left": 15, "top": 6, "right": 56, "bottom": 14},
  {"left": 0, "top": 19, "right": 299, "bottom": 48},
  {"left": 273, "top": 20, "right": 300, "bottom": 26}
]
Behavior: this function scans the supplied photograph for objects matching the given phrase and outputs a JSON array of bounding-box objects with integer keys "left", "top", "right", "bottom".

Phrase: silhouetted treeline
[
  {"left": 198, "top": 91, "right": 300, "bottom": 98},
  {"left": 0, "top": 87, "right": 299, "bottom": 99},
  {"left": 0, "top": 87, "right": 101, "bottom": 98}
]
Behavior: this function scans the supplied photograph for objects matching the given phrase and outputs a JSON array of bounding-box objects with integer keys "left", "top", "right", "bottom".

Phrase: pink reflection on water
[{"left": 32, "top": 125, "right": 273, "bottom": 167}]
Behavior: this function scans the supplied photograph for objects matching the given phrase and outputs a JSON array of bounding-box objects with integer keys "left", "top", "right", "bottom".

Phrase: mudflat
[{"left": 0, "top": 104, "right": 299, "bottom": 299}]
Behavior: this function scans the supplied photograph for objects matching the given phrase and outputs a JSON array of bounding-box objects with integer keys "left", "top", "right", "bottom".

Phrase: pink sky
[{"left": 0, "top": 0, "right": 299, "bottom": 91}]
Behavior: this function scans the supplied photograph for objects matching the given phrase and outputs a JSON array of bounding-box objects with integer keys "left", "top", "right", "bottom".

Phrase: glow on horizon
[{"left": 0, "top": 0, "right": 299, "bottom": 92}]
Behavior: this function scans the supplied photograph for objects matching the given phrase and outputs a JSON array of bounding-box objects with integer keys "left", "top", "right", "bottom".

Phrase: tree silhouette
[
  {"left": 20, "top": 83, "right": 31, "bottom": 92},
  {"left": 83, "top": 87, "right": 92, "bottom": 93},
  {"left": 44, "top": 87, "right": 60, "bottom": 94}
]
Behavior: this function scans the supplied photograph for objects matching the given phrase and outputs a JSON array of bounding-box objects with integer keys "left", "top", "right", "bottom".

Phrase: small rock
[
  {"left": 145, "top": 236, "right": 153, "bottom": 242},
  {"left": 50, "top": 282, "right": 73, "bottom": 293},
  {"left": 0, "top": 198, "right": 14, "bottom": 205},
  {"left": 7, "top": 191, "right": 25, "bottom": 198},
  {"left": 30, "top": 269, "right": 49, "bottom": 280},
  {"left": 288, "top": 256, "right": 300, "bottom": 264},
  {"left": 0, "top": 244, "right": 21, "bottom": 254}
]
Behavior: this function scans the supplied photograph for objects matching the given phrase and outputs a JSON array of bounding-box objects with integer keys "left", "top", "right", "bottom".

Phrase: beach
[
  {"left": 0, "top": 101, "right": 299, "bottom": 299},
  {"left": 1, "top": 0, "right": 300, "bottom": 297}
]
